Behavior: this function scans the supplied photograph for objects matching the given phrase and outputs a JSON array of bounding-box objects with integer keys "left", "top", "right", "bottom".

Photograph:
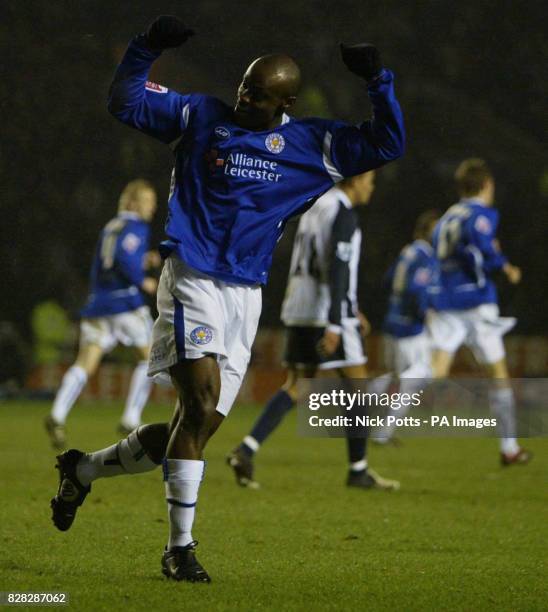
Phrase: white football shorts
[
  {"left": 428, "top": 304, "right": 516, "bottom": 365},
  {"left": 80, "top": 306, "right": 153, "bottom": 352},
  {"left": 148, "top": 255, "right": 262, "bottom": 416},
  {"left": 321, "top": 318, "right": 367, "bottom": 370},
  {"left": 385, "top": 331, "right": 432, "bottom": 378},
  {"left": 282, "top": 319, "right": 367, "bottom": 371}
]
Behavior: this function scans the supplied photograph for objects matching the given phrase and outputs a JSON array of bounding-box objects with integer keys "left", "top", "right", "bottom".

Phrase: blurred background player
[
  {"left": 45, "top": 180, "right": 159, "bottom": 448},
  {"left": 371, "top": 209, "right": 440, "bottom": 444},
  {"left": 228, "top": 171, "right": 399, "bottom": 491},
  {"left": 429, "top": 158, "right": 531, "bottom": 466}
]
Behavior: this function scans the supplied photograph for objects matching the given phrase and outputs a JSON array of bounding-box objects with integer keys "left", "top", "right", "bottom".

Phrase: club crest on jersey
[
  {"left": 265, "top": 132, "right": 285, "bottom": 154},
  {"left": 190, "top": 326, "right": 213, "bottom": 345},
  {"left": 215, "top": 126, "right": 230, "bottom": 139}
]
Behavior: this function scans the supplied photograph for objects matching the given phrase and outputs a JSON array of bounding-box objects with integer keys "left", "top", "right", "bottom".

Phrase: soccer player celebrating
[
  {"left": 371, "top": 210, "right": 440, "bottom": 443},
  {"left": 50, "top": 15, "right": 404, "bottom": 583},
  {"left": 45, "top": 180, "right": 159, "bottom": 448},
  {"left": 228, "top": 172, "right": 399, "bottom": 491},
  {"left": 430, "top": 158, "right": 531, "bottom": 465}
]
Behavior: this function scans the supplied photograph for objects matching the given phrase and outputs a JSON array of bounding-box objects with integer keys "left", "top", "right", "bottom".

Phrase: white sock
[
  {"left": 51, "top": 365, "right": 88, "bottom": 424},
  {"left": 164, "top": 459, "right": 205, "bottom": 549},
  {"left": 120, "top": 361, "right": 152, "bottom": 429},
  {"left": 367, "top": 373, "right": 393, "bottom": 395},
  {"left": 76, "top": 428, "right": 157, "bottom": 486},
  {"left": 243, "top": 435, "right": 260, "bottom": 453},
  {"left": 377, "top": 409, "right": 400, "bottom": 440},
  {"left": 372, "top": 378, "right": 418, "bottom": 441},
  {"left": 350, "top": 459, "right": 368, "bottom": 472},
  {"left": 489, "top": 387, "right": 520, "bottom": 455}
]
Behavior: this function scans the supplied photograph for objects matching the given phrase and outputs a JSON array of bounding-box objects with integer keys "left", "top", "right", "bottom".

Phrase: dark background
[{"left": 2, "top": 0, "right": 547, "bottom": 340}]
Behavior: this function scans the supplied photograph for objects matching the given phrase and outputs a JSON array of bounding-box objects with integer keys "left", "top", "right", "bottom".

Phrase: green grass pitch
[{"left": 0, "top": 400, "right": 546, "bottom": 611}]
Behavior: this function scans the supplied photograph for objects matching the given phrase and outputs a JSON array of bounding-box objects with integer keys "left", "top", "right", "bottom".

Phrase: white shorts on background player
[
  {"left": 428, "top": 303, "right": 516, "bottom": 365},
  {"left": 385, "top": 331, "right": 431, "bottom": 379},
  {"left": 321, "top": 318, "right": 367, "bottom": 370},
  {"left": 80, "top": 306, "right": 153, "bottom": 352},
  {"left": 148, "top": 255, "right": 262, "bottom": 416}
]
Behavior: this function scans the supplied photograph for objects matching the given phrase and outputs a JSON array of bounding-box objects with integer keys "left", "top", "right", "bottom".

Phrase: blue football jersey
[
  {"left": 384, "top": 240, "right": 439, "bottom": 338},
  {"left": 432, "top": 199, "right": 507, "bottom": 310},
  {"left": 107, "top": 37, "right": 405, "bottom": 286},
  {"left": 80, "top": 212, "right": 150, "bottom": 318}
]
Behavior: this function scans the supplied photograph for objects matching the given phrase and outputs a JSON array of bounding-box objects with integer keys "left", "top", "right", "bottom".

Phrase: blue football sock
[
  {"left": 347, "top": 437, "right": 367, "bottom": 467},
  {"left": 240, "top": 390, "right": 294, "bottom": 454}
]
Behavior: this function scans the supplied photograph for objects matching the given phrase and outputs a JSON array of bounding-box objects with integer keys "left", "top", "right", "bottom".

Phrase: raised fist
[
  {"left": 340, "top": 43, "right": 383, "bottom": 81},
  {"left": 145, "top": 15, "right": 195, "bottom": 50}
]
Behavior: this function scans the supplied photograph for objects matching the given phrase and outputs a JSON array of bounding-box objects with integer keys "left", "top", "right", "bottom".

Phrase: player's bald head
[
  {"left": 234, "top": 54, "right": 301, "bottom": 130},
  {"left": 244, "top": 54, "right": 301, "bottom": 98}
]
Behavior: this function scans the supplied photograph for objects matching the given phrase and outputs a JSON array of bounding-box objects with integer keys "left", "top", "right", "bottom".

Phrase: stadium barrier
[{"left": 26, "top": 331, "right": 548, "bottom": 404}]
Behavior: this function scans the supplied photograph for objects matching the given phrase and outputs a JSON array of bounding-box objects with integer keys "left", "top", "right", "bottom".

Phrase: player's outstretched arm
[
  {"left": 329, "top": 43, "right": 405, "bottom": 177},
  {"left": 107, "top": 16, "right": 194, "bottom": 144},
  {"left": 468, "top": 212, "right": 509, "bottom": 274},
  {"left": 320, "top": 205, "right": 356, "bottom": 355},
  {"left": 113, "top": 224, "right": 149, "bottom": 289},
  {"left": 407, "top": 260, "right": 434, "bottom": 319},
  {"left": 502, "top": 262, "right": 521, "bottom": 284}
]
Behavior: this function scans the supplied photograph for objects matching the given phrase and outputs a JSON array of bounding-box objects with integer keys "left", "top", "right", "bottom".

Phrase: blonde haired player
[{"left": 45, "top": 180, "right": 159, "bottom": 447}]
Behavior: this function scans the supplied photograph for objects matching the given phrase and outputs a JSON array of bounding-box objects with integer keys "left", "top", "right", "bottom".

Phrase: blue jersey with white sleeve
[
  {"left": 107, "top": 37, "right": 405, "bottom": 286},
  {"left": 383, "top": 240, "right": 439, "bottom": 338},
  {"left": 432, "top": 199, "right": 507, "bottom": 310},
  {"left": 80, "top": 212, "right": 150, "bottom": 318}
]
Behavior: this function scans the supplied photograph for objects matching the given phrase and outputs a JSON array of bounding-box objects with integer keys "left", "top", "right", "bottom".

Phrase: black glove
[
  {"left": 340, "top": 43, "right": 383, "bottom": 81},
  {"left": 145, "top": 15, "right": 195, "bottom": 50}
]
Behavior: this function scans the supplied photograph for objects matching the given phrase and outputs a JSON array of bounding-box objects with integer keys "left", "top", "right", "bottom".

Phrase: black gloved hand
[
  {"left": 145, "top": 15, "right": 195, "bottom": 50},
  {"left": 340, "top": 43, "right": 383, "bottom": 81}
]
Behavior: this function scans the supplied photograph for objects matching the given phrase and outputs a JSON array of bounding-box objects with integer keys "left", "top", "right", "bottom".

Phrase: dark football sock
[
  {"left": 240, "top": 390, "right": 295, "bottom": 455},
  {"left": 346, "top": 437, "right": 367, "bottom": 470}
]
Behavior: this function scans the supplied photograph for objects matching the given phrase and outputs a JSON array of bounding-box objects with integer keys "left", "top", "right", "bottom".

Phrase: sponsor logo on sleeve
[
  {"left": 145, "top": 81, "right": 168, "bottom": 93},
  {"left": 336, "top": 241, "right": 353, "bottom": 262},
  {"left": 121, "top": 233, "right": 141, "bottom": 254},
  {"left": 414, "top": 267, "right": 431, "bottom": 285},
  {"left": 474, "top": 215, "right": 492, "bottom": 235}
]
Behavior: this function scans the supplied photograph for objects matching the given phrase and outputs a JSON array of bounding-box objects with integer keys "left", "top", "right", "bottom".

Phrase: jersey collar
[
  {"left": 118, "top": 211, "right": 142, "bottom": 220},
  {"left": 333, "top": 188, "right": 352, "bottom": 209},
  {"left": 414, "top": 239, "right": 433, "bottom": 255},
  {"left": 460, "top": 197, "right": 488, "bottom": 207}
]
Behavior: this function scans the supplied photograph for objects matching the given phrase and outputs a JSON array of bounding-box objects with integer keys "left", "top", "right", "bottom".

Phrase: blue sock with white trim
[
  {"left": 240, "top": 390, "right": 294, "bottom": 456},
  {"left": 164, "top": 458, "right": 205, "bottom": 549}
]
